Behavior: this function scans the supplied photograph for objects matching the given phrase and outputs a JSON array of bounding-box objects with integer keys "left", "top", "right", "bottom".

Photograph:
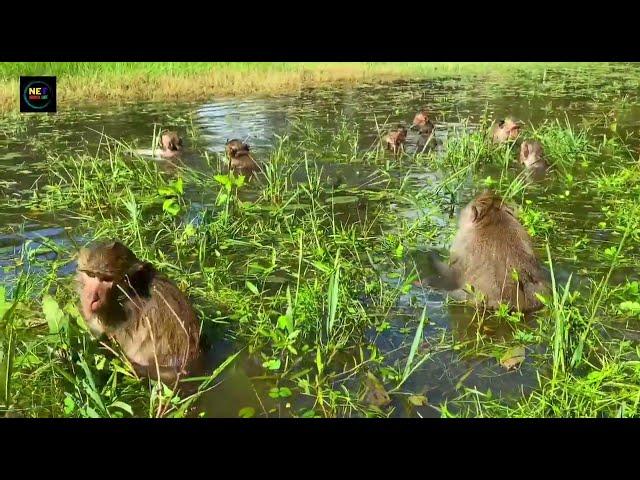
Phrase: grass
[
  {"left": 0, "top": 62, "right": 608, "bottom": 112},
  {"left": 2, "top": 64, "right": 640, "bottom": 417}
]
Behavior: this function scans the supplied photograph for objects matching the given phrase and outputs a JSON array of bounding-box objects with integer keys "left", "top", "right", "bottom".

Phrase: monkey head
[
  {"left": 76, "top": 241, "right": 148, "bottom": 321},
  {"left": 458, "top": 190, "right": 514, "bottom": 230},
  {"left": 159, "top": 130, "right": 183, "bottom": 152},
  {"left": 225, "top": 138, "right": 251, "bottom": 158},
  {"left": 519, "top": 140, "right": 544, "bottom": 167},
  {"left": 413, "top": 110, "right": 430, "bottom": 128}
]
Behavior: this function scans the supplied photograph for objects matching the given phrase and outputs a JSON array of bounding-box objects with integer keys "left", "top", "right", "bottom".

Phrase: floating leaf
[
  {"left": 262, "top": 359, "right": 281, "bottom": 371},
  {"left": 408, "top": 395, "right": 428, "bottom": 407},
  {"left": 500, "top": 346, "right": 526, "bottom": 370},
  {"left": 278, "top": 387, "right": 292, "bottom": 398},
  {"left": 238, "top": 407, "right": 255, "bottom": 418},
  {"left": 268, "top": 387, "right": 292, "bottom": 399}
]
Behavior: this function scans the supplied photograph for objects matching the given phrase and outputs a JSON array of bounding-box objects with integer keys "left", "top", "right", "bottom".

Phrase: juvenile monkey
[
  {"left": 224, "top": 138, "right": 260, "bottom": 175},
  {"left": 383, "top": 125, "right": 408, "bottom": 154},
  {"left": 76, "top": 241, "right": 201, "bottom": 385},
  {"left": 412, "top": 110, "right": 434, "bottom": 133},
  {"left": 158, "top": 130, "right": 184, "bottom": 158},
  {"left": 434, "top": 191, "right": 549, "bottom": 313},
  {"left": 491, "top": 117, "right": 522, "bottom": 144},
  {"left": 519, "top": 140, "right": 549, "bottom": 178}
]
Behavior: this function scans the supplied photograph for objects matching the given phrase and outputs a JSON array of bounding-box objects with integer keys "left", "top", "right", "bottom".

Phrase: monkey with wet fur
[
  {"left": 76, "top": 241, "right": 201, "bottom": 385},
  {"left": 491, "top": 117, "right": 522, "bottom": 144},
  {"left": 383, "top": 125, "right": 408, "bottom": 154},
  {"left": 225, "top": 138, "right": 260, "bottom": 175},
  {"left": 519, "top": 140, "right": 549, "bottom": 178},
  {"left": 158, "top": 130, "right": 184, "bottom": 159},
  {"left": 430, "top": 191, "right": 549, "bottom": 313}
]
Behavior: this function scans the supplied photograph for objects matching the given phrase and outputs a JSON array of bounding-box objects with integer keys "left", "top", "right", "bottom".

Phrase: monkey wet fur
[
  {"left": 434, "top": 191, "right": 549, "bottom": 313},
  {"left": 76, "top": 241, "right": 201, "bottom": 384}
]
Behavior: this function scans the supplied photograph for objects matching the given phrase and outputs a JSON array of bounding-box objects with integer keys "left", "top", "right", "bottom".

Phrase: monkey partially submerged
[
  {"left": 519, "top": 140, "right": 549, "bottom": 179},
  {"left": 76, "top": 241, "right": 201, "bottom": 384},
  {"left": 412, "top": 110, "right": 434, "bottom": 133},
  {"left": 491, "top": 117, "right": 523, "bottom": 144},
  {"left": 432, "top": 191, "right": 549, "bottom": 313},
  {"left": 225, "top": 139, "right": 260, "bottom": 175},
  {"left": 157, "top": 130, "right": 184, "bottom": 159},
  {"left": 383, "top": 125, "right": 408, "bottom": 154}
]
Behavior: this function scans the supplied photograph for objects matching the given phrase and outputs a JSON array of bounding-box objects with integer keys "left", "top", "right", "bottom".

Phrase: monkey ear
[
  {"left": 471, "top": 206, "right": 479, "bottom": 222},
  {"left": 521, "top": 143, "right": 529, "bottom": 158}
]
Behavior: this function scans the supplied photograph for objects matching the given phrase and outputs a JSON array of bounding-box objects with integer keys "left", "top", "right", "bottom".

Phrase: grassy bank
[{"left": 0, "top": 62, "right": 598, "bottom": 112}]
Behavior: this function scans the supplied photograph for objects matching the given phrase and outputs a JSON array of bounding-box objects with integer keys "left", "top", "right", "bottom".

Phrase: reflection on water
[{"left": 2, "top": 64, "right": 640, "bottom": 416}]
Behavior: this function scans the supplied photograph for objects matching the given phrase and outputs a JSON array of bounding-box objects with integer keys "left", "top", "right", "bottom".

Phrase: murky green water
[{"left": 2, "top": 63, "right": 640, "bottom": 417}]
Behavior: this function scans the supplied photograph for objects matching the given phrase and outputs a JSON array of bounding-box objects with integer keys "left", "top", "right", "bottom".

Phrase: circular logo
[{"left": 23, "top": 80, "right": 53, "bottom": 110}]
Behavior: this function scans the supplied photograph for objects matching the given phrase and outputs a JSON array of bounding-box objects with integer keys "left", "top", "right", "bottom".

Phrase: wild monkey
[
  {"left": 519, "top": 140, "right": 549, "bottom": 178},
  {"left": 158, "top": 130, "right": 184, "bottom": 159},
  {"left": 76, "top": 240, "right": 201, "bottom": 385},
  {"left": 491, "top": 117, "right": 522, "bottom": 144},
  {"left": 431, "top": 191, "right": 549, "bottom": 313},
  {"left": 224, "top": 138, "right": 260, "bottom": 174},
  {"left": 383, "top": 125, "right": 408, "bottom": 154}
]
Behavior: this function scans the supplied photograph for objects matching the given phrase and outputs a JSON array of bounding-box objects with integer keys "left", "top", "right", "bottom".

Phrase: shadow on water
[{"left": 2, "top": 64, "right": 640, "bottom": 416}]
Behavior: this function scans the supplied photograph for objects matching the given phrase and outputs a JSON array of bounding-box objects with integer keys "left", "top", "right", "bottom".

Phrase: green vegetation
[
  {"left": 0, "top": 62, "right": 605, "bottom": 112},
  {"left": 2, "top": 63, "right": 640, "bottom": 417}
]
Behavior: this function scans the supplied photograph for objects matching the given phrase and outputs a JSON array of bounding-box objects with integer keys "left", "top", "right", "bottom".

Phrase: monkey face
[
  {"left": 77, "top": 270, "right": 116, "bottom": 319},
  {"left": 159, "top": 131, "right": 183, "bottom": 152},
  {"left": 502, "top": 119, "right": 522, "bottom": 140},
  {"left": 225, "top": 139, "right": 250, "bottom": 158},
  {"left": 413, "top": 111, "right": 429, "bottom": 127},
  {"left": 76, "top": 241, "right": 140, "bottom": 319}
]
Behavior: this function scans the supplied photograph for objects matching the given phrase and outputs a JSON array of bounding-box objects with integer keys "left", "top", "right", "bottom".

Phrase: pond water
[{"left": 2, "top": 63, "right": 640, "bottom": 417}]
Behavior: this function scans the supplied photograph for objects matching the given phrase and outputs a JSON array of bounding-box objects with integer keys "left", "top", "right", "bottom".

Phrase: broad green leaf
[
  {"left": 163, "top": 198, "right": 180, "bottom": 216},
  {"left": 238, "top": 407, "right": 255, "bottom": 418},
  {"left": 110, "top": 401, "right": 133, "bottom": 416},
  {"left": 42, "top": 295, "right": 67, "bottom": 335},
  {"left": 245, "top": 280, "right": 260, "bottom": 296},
  {"left": 262, "top": 359, "right": 281, "bottom": 371}
]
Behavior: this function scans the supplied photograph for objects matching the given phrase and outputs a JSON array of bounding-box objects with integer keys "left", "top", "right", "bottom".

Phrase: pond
[{"left": 2, "top": 63, "right": 640, "bottom": 418}]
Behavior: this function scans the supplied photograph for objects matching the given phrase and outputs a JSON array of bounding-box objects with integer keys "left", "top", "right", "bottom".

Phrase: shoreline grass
[{"left": 0, "top": 62, "right": 607, "bottom": 113}]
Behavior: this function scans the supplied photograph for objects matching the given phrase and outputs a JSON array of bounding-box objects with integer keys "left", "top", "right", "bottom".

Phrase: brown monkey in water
[
  {"left": 225, "top": 139, "right": 260, "bottom": 175},
  {"left": 158, "top": 130, "right": 184, "bottom": 159},
  {"left": 519, "top": 140, "right": 549, "bottom": 178},
  {"left": 383, "top": 125, "right": 408, "bottom": 154},
  {"left": 432, "top": 191, "right": 549, "bottom": 312},
  {"left": 491, "top": 117, "right": 523, "bottom": 144},
  {"left": 413, "top": 110, "right": 435, "bottom": 133},
  {"left": 76, "top": 240, "right": 201, "bottom": 385}
]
